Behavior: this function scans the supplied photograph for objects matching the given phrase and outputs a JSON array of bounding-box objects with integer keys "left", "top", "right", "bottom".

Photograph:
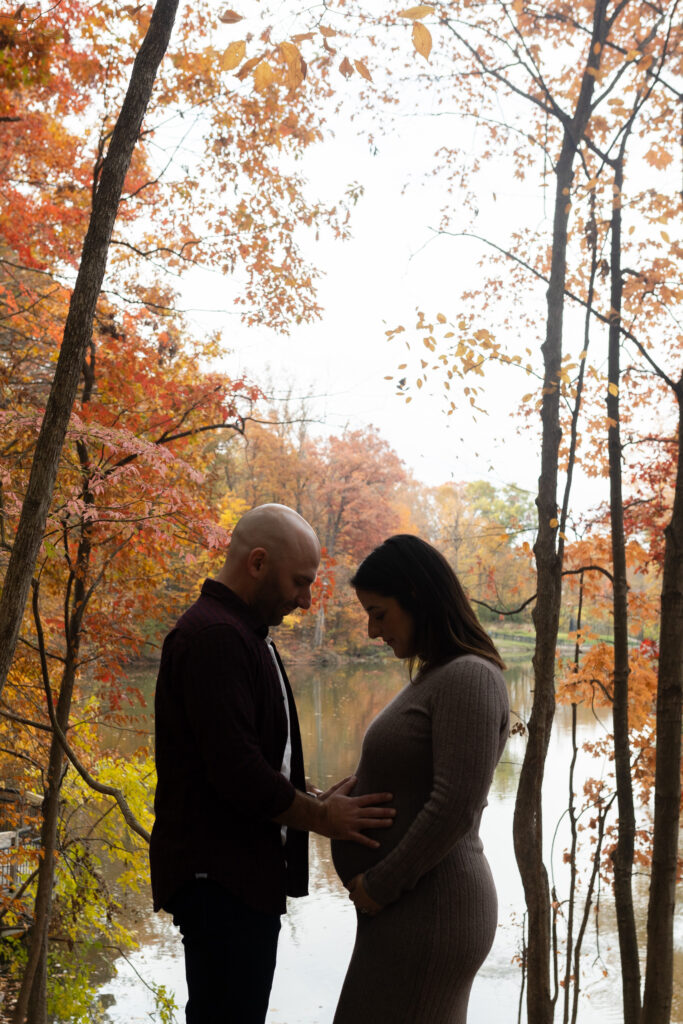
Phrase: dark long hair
[{"left": 351, "top": 534, "right": 505, "bottom": 676}]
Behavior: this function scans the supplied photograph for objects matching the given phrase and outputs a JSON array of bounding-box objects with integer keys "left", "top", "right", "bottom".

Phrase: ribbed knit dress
[{"left": 331, "top": 654, "right": 510, "bottom": 1024}]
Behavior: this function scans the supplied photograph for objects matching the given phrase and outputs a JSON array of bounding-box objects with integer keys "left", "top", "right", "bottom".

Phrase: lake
[{"left": 95, "top": 652, "right": 683, "bottom": 1023}]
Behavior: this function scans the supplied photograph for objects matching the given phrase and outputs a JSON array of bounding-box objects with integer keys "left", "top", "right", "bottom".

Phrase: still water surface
[{"left": 97, "top": 653, "right": 682, "bottom": 1023}]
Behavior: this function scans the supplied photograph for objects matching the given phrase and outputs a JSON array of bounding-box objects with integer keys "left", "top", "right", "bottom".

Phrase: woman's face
[{"left": 355, "top": 589, "right": 416, "bottom": 660}]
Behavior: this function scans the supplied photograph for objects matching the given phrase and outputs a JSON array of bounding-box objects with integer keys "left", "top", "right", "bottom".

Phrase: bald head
[{"left": 216, "top": 504, "right": 320, "bottom": 626}]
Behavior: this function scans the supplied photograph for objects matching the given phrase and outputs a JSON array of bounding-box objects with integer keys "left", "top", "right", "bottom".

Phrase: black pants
[{"left": 168, "top": 878, "right": 282, "bottom": 1024}]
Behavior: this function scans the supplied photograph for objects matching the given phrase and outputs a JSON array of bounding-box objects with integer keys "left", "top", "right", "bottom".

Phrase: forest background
[{"left": 0, "top": 1, "right": 680, "bottom": 1023}]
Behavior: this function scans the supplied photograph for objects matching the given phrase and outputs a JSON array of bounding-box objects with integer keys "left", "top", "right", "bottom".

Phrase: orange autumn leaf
[{"left": 412, "top": 21, "right": 432, "bottom": 59}]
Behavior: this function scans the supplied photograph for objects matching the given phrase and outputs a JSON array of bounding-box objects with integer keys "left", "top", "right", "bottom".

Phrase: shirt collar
[{"left": 200, "top": 578, "right": 269, "bottom": 639}]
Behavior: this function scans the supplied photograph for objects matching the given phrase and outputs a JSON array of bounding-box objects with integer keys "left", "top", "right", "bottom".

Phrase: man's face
[{"left": 253, "top": 540, "right": 320, "bottom": 627}]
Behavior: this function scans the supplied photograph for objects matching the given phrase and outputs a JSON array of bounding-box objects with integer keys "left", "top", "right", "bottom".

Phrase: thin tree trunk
[
  {"left": 12, "top": 659, "right": 77, "bottom": 1024},
  {"left": 17, "top": 361, "right": 97, "bottom": 1023},
  {"left": 640, "top": 379, "right": 683, "bottom": 1024},
  {"left": 0, "top": 0, "right": 180, "bottom": 700},
  {"left": 563, "top": 573, "right": 583, "bottom": 1024},
  {"left": 512, "top": 8, "right": 608, "bottom": 1015},
  {"left": 607, "top": 154, "right": 641, "bottom": 1024}
]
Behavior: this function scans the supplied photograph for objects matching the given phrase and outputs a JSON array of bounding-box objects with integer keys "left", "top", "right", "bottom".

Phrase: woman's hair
[{"left": 351, "top": 534, "right": 505, "bottom": 676}]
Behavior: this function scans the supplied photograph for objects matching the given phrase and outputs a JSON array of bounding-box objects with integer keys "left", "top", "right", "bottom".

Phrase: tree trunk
[
  {"left": 13, "top": 662, "right": 77, "bottom": 1024},
  {"left": 512, "top": 6, "right": 608, "bottom": 1020},
  {"left": 0, "top": 0, "right": 180, "bottom": 700},
  {"left": 607, "top": 154, "right": 641, "bottom": 1024},
  {"left": 640, "top": 379, "right": 683, "bottom": 1024}
]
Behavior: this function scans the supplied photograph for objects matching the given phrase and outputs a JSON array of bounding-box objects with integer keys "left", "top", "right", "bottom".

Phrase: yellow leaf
[
  {"left": 405, "top": 396, "right": 413, "bottom": 403},
  {"left": 384, "top": 376, "right": 394, "bottom": 380},
  {"left": 549, "top": 518, "right": 559, "bottom": 528},
  {"left": 222, "top": 40, "right": 246, "bottom": 71},
  {"left": 606, "top": 416, "right": 618, "bottom": 429},
  {"left": 521, "top": 393, "right": 533, "bottom": 402},
  {"left": 661, "top": 230, "right": 670, "bottom": 243},
  {"left": 339, "top": 56, "right": 354, "bottom": 77},
  {"left": 420, "top": 359, "right": 428, "bottom": 368},
  {"left": 280, "top": 41, "right": 304, "bottom": 90},
  {"left": 235, "top": 54, "right": 261, "bottom": 80},
  {"left": 579, "top": 349, "right": 587, "bottom": 360},
  {"left": 319, "top": 25, "right": 337, "bottom": 37},
  {"left": 354, "top": 59, "right": 372, "bottom": 81},
  {"left": 398, "top": 363, "right": 407, "bottom": 369},
  {"left": 253, "top": 60, "right": 274, "bottom": 91},
  {"left": 412, "top": 21, "right": 432, "bottom": 59},
  {"left": 398, "top": 4, "right": 435, "bottom": 18},
  {"left": 280, "top": 41, "right": 299, "bottom": 63},
  {"left": 608, "top": 381, "right": 619, "bottom": 396},
  {"left": 292, "top": 32, "right": 314, "bottom": 42},
  {"left": 458, "top": 320, "right": 467, "bottom": 330},
  {"left": 437, "top": 312, "right": 446, "bottom": 323},
  {"left": 220, "top": 9, "right": 243, "bottom": 23},
  {"left": 417, "top": 378, "right": 423, "bottom": 388}
]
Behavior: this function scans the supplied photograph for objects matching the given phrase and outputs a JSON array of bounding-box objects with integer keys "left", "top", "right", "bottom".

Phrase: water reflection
[{"left": 97, "top": 654, "right": 682, "bottom": 1024}]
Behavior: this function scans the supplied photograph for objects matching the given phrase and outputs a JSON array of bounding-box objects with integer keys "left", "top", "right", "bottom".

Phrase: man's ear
[{"left": 246, "top": 546, "right": 268, "bottom": 579}]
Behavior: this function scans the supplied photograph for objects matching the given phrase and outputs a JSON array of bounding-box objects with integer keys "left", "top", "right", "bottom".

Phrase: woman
[{"left": 331, "top": 535, "right": 510, "bottom": 1024}]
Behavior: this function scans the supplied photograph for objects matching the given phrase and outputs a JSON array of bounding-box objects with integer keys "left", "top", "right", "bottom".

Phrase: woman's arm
[{"left": 362, "top": 658, "right": 509, "bottom": 908}]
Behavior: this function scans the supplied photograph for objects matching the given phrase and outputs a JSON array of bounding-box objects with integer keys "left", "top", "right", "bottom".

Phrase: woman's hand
[{"left": 348, "top": 874, "right": 383, "bottom": 917}]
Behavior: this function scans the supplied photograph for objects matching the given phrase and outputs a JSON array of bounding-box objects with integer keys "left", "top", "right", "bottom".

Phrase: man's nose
[
  {"left": 368, "top": 622, "right": 379, "bottom": 639},
  {"left": 298, "top": 588, "right": 312, "bottom": 610}
]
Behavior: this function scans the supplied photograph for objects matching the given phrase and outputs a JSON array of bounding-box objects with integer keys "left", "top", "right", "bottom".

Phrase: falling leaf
[
  {"left": 549, "top": 518, "right": 559, "bottom": 528},
  {"left": 354, "top": 59, "right": 372, "bottom": 81},
  {"left": 398, "top": 4, "right": 435, "bottom": 18},
  {"left": 319, "top": 25, "right": 337, "bottom": 37},
  {"left": 412, "top": 21, "right": 432, "bottom": 59},
  {"left": 220, "top": 9, "right": 243, "bottom": 23},
  {"left": 608, "top": 382, "right": 619, "bottom": 396},
  {"left": 339, "top": 56, "right": 354, "bottom": 78},
  {"left": 437, "top": 312, "right": 446, "bottom": 323},
  {"left": 221, "top": 40, "right": 246, "bottom": 71}
]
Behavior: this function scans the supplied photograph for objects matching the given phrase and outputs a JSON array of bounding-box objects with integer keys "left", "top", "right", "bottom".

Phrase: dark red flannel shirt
[{"left": 149, "top": 579, "right": 309, "bottom": 915}]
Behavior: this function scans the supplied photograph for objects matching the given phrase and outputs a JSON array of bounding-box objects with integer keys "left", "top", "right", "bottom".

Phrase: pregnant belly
[
  {"left": 331, "top": 831, "right": 386, "bottom": 886},
  {"left": 330, "top": 779, "right": 430, "bottom": 886}
]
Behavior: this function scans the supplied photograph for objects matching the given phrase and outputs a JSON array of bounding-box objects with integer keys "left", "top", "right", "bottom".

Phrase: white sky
[{"left": 179, "top": 107, "right": 550, "bottom": 497}]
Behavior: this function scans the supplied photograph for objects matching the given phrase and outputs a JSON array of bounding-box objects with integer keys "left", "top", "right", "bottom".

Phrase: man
[{"left": 150, "top": 504, "right": 395, "bottom": 1024}]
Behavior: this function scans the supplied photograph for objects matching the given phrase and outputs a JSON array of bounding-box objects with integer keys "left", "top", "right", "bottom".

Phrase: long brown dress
[{"left": 331, "top": 654, "right": 510, "bottom": 1024}]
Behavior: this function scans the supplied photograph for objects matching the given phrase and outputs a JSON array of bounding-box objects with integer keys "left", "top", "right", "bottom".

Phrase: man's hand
[
  {"left": 348, "top": 873, "right": 383, "bottom": 916},
  {"left": 319, "top": 776, "right": 395, "bottom": 848},
  {"left": 275, "top": 778, "right": 395, "bottom": 846}
]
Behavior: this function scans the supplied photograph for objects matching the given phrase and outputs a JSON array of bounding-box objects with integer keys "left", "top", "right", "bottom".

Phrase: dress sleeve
[
  {"left": 362, "top": 659, "right": 509, "bottom": 907},
  {"left": 182, "top": 624, "right": 296, "bottom": 821}
]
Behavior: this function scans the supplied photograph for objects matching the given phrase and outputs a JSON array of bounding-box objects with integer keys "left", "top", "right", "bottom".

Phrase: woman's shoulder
[{"left": 421, "top": 654, "right": 507, "bottom": 694}]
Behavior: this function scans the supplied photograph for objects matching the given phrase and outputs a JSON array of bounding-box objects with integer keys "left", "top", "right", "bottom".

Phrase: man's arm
[{"left": 274, "top": 776, "right": 395, "bottom": 848}]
